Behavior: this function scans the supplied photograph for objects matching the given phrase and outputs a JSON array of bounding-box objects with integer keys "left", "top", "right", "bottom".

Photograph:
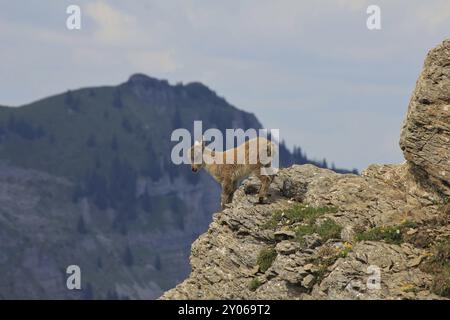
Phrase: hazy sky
[{"left": 0, "top": 0, "right": 449, "bottom": 170}]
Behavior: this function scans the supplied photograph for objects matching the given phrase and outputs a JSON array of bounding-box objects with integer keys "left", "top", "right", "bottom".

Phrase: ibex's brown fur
[{"left": 189, "top": 137, "right": 275, "bottom": 209}]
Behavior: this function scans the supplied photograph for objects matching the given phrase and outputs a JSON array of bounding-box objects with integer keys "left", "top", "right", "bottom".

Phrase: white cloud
[
  {"left": 416, "top": 0, "right": 450, "bottom": 32},
  {"left": 85, "top": 1, "right": 141, "bottom": 46}
]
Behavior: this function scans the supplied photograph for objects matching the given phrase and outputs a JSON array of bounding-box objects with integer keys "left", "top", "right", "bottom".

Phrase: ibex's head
[{"left": 189, "top": 139, "right": 205, "bottom": 173}]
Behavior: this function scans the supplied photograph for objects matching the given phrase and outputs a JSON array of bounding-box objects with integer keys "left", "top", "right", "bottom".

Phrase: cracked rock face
[
  {"left": 400, "top": 39, "right": 450, "bottom": 196},
  {"left": 161, "top": 40, "right": 450, "bottom": 300},
  {"left": 161, "top": 164, "right": 449, "bottom": 300}
]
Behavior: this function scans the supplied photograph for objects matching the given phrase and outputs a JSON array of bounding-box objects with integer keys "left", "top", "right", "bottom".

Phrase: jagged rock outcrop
[
  {"left": 161, "top": 40, "right": 450, "bottom": 300},
  {"left": 400, "top": 39, "right": 450, "bottom": 196},
  {"left": 161, "top": 164, "right": 449, "bottom": 300}
]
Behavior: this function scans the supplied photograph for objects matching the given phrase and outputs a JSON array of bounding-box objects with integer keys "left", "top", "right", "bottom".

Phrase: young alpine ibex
[{"left": 189, "top": 137, "right": 276, "bottom": 209}]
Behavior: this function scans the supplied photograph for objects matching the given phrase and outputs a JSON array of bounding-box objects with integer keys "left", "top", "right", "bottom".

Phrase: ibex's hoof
[{"left": 244, "top": 183, "right": 259, "bottom": 195}]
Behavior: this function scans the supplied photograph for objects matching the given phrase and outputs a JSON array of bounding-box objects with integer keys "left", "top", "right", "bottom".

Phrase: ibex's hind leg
[
  {"left": 221, "top": 179, "right": 238, "bottom": 209},
  {"left": 257, "top": 174, "right": 274, "bottom": 204}
]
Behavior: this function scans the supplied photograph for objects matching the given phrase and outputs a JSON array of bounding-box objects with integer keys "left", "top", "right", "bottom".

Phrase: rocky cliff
[
  {"left": 161, "top": 40, "right": 450, "bottom": 300},
  {"left": 400, "top": 40, "right": 450, "bottom": 197}
]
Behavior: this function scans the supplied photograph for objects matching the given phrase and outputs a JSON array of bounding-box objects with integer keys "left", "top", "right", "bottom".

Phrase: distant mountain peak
[
  {"left": 126, "top": 74, "right": 218, "bottom": 98},
  {"left": 127, "top": 73, "right": 169, "bottom": 87},
  {"left": 183, "top": 82, "right": 217, "bottom": 97}
]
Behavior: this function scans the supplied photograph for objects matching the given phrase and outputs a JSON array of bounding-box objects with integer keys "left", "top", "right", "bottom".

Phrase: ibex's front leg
[
  {"left": 221, "top": 179, "right": 238, "bottom": 209},
  {"left": 257, "top": 174, "right": 273, "bottom": 204}
]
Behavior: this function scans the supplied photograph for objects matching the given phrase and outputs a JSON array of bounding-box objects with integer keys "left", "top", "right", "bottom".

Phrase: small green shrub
[
  {"left": 295, "top": 224, "right": 316, "bottom": 238},
  {"left": 262, "top": 204, "right": 338, "bottom": 230},
  {"left": 355, "top": 226, "right": 402, "bottom": 244},
  {"left": 355, "top": 221, "right": 417, "bottom": 245},
  {"left": 257, "top": 247, "right": 277, "bottom": 272},
  {"left": 295, "top": 218, "right": 342, "bottom": 244},
  {"left": 316, "top": 219, "right": 342, "bottom": 242},
  {"left": 249, "top": 278, "right": 262, "bottom": 291}
]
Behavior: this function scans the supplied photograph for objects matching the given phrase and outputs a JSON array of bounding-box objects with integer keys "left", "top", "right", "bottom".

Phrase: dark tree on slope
[
  {"left": 112, "top": 89, "right": 123, "bottom": 109},
  {"left": 144, "top": 141, "right": 162, "bottom": 181},
  {"left": 122, "top": 117, "right": 133, "bottom": 133},
  {"left": 72, "top": 182, "right": 84, "bottom": 203},
  {"left": 86, "top": 134, "right": 97, "bottom": 148},
  {"left": 109, "top": 157, "right": 137, "bottom": 210},
  {"left": 106, "top": 290, "right": 119, "bottom": 300},
  {"left": 123, "top": 246, "right": 134, "bottom": 267},
  {"left": 77, "top": 215, "right": 87, "bottom": 234},
  {"left": 14, "top": 119, "right": 39, "bottom": 140},
  {"left": 140, "top": 187, "right": 152, "bottom": 213},
  {"left": 97, "top": 257, "right": 103, "bottom": 269},
  {"left": 82, "top": 283, "right": 94, "bottom": 300},
  {"left": 48, "top": 133, "right": 56, "bottom": 145},
  {"left": 65, "top": 90, "right": 80, "bottom": 112},
  {"left": 65, "top": 90, "right": 74, "bottom": 106},
  {"left": 6, "top": 115, "right": 45, "bottom": 140},
  {"left": 154, "top": 254, "right": 162, "bottom": 271},
  {"left": 111, "top": 134, "right": 119, "bottom": 151},
  {"left": 86, "top": 170, "right": 109, "bottom": 210},
  {"left": 173, "top": 107, "right": 183, "bottom": 129},
  {"left": 7, "top": 114, "right": 15, "bottom": 131}
]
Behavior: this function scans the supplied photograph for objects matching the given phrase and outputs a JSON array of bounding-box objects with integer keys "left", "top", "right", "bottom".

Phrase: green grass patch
[
  {"left": 257, "top": 247, "right": 277, "bottom": 273},
  {"left": 354, "top": 221, "right": 417, "bottom": 245},
  {"left": 295, "top": 218, "right": 342, "bottom": 245},
  {"left": 316, "top": 219, "right": 342, "bottom": 241},
  {"left": 249, "top": 278, "right": 263, "bottom": 291},
  {"left": 263, "top": 203, "right": 342, "bottom": 245},
  {"left": 262, "top": 204, "right": 338, "bottom": 230}
]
